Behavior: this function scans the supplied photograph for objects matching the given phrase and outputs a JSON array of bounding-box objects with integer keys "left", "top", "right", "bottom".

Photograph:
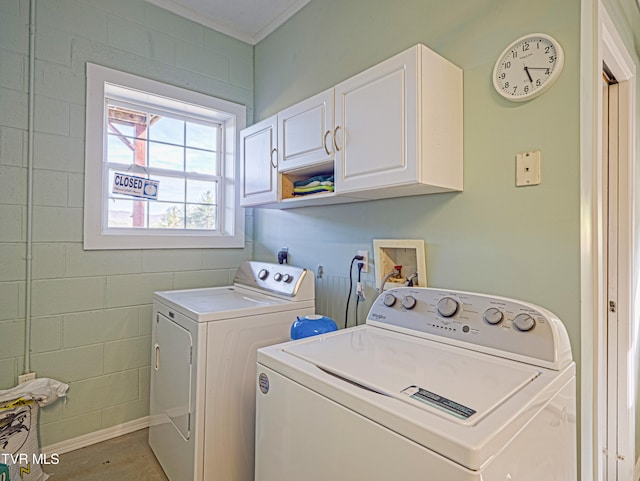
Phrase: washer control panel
[
  {"left": 366, "top": 287, "right": 571, "bottom": 368},
  {"left": 233, "top": 261, "right": 309, "bottom": 298}
]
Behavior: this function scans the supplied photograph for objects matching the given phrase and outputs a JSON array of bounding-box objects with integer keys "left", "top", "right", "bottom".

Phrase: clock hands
[{"left": 523, "top": 65, "right": 550, "bottom": 84}]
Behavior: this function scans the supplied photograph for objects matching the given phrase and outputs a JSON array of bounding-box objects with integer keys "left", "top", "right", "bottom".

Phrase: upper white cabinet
[
  {"left": 239, "top": 115, "right": 278, "bottom": 207},
  {"left": 239, "top": 43, "right": 463, "bottom": 209},
  {"left": 334, "top": 44, "right": 462, "bottom": 197},
  {"left": 277, "top": 88, "right": 335, "bottom": 173}
]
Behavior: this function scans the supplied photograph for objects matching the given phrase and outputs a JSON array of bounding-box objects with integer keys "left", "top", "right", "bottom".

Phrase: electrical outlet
[
  {"left": 18, "top": 372, "right": 36, "bottom": 384},
  {"left": 277, "top": 247, "right": 289, "bottom": 264},
  {"left": 357, "top": 250, "right": 368, "bottom": 273}
]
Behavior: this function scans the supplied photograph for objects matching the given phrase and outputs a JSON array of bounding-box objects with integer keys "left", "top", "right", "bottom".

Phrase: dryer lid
[
  {"left": 283, "top": 326, "right": 541, "bottom": 425},
  {"left": 154, "top": 286, "right": 294, "bottom": 322}
]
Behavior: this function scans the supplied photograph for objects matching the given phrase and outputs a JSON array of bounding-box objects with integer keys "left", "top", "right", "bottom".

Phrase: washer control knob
[
  {"left": 437, "top": 297, "right": 459, "bottom": 317},
  {"left": 258, "top": 269, "right": 269, "bottom": 280},
  {"left": 383, "top": 293, "right": 397, "bottom": 307},
  {"left": 401, "top": 296, "right": 417, "bottom": 310},
  {"left": 274, "top": 273, "right": 283, "bottom": 282},
  {"left": 513, "top": 313, "right": 536, "bottom": 332},
  {"left": 282, "top": 274, "right": 293, "bottom": 283},
  {"left": 483, "top": 307, "right": 504, "bottom": 325}
]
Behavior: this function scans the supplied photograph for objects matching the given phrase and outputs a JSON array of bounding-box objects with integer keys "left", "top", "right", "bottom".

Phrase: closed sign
[{"left": 112, "top": 173, "right": 159, "bottom": 200}]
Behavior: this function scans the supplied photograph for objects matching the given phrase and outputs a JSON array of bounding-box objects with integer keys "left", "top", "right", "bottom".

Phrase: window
[{"left": 84, "top": 64, "right": 246, "bottom": 249}]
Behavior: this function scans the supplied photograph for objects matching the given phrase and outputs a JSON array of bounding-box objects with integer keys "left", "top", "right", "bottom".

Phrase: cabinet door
[
  {"left": 239, "top": 115, "right": 278, "bottom": 206},
  {"left": 277, "top": 88, "right": 334, "bottom": 172},
  {"left": 334, "top": 47, "right": 418, "bottom": 194}
]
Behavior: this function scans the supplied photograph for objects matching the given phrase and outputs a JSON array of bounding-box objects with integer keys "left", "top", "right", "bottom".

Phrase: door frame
[{"left": 581, "top": 2, "right": 637, "bottom": 480}]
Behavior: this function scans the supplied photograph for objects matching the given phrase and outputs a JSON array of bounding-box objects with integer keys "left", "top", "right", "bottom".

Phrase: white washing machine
[
  {"left": 149, "top": 261, "right": 315, "bottom": 481},
  {"left": 256, "top": 287, "right": 576, "bottom": 481}
]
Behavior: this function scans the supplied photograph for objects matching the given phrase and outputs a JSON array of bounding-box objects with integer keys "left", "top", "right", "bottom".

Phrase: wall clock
[{"left": 492, "top": 33, "right": 564, "bottom": 102}]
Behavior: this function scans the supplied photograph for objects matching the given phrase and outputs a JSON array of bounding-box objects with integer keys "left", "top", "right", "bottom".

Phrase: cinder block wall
[{"left": 0, "top": 0, "right": 253, "bottom": 446}]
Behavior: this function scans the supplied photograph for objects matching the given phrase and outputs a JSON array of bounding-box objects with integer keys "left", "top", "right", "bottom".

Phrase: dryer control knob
[
  {"left": 483, "top": 307, "right": 504, "bottom": 325},
  {"left": 513, "top": 313, "right": 536, "bottom": 332},
  {"left": 437, "top": 297, "right": 459, "bottom": 317},
  {"left": 383, "top": 293, "right": 397, "bottom": 307},
  {"left": 258, "top": 269, "right": 269, "bottom": 280},
  {"left": 402, "top": 296, "right": 417, "bottom": 310},
  {"left": 282, "top": 274, "right": 293, "bottom": 283},
  {"left": 274, "top": 273, "right": 283, "bottom": 282}
]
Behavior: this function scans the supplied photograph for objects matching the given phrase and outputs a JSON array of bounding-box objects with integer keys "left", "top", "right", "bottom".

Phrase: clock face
[{"left": 493, "top": 34, "right": 564, "bottom": 101}]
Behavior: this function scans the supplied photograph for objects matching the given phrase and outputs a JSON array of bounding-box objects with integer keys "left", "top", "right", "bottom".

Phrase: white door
[
  {"left": 586, "top": 7, "right": 637, "bottom": 481},
  {"left": 603, "top": 73, "right": 619, "bottom": 481},
  {"left": 152, "top": 312, "right": 193, "bottom": 440},
  {"left": 239, "top": 115, "right": 278, "bottom": 206},
  {"left": 149, "top": 309, "right": 197, "bottom": 481},
  {"left": 334, "top": 47, "right": 418, "bottom": 193},
  {"left": 602, "top": 72, "right": 635, "bottom": 481},
  {"left": 278, "top": 88, "right": 334, "bottom": 172}
]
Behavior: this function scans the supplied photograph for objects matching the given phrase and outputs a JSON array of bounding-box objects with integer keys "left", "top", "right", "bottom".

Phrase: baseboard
[{"left": 42, "top": 416, "right": 150, "bottom": 456}]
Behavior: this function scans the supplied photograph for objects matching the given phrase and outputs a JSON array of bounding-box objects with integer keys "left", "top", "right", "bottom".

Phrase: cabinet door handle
[
  {"left": 270, "top": 148, "right": 278, "bottom": 168},
  {"left": 333, "top": 126, "right": 342, "bottom": 152},
  {"left": 323, "top": 130, "right": 333, "bottom": 156},
  {"left": 154, "top": 343, "right": 160, "bottom": 371}
]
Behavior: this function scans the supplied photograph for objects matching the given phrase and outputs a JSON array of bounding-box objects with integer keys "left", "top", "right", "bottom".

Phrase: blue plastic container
[{"left": 290, "top": 315, "right": 337, "bottom": 340}]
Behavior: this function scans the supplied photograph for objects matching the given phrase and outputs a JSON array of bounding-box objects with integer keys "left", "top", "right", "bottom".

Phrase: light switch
[{"left": 516, "top": 151, "right": 541, "bottom": 187}]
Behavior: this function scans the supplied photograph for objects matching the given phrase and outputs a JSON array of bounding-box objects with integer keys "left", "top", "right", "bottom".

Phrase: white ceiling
[{"left": 145, "top": 0, "right": 311, "bottom": 45}]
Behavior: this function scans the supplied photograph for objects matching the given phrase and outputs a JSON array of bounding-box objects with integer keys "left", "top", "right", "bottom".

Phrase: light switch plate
[{"left": 516, "top": 151, "right": 541, "bottom": 186}]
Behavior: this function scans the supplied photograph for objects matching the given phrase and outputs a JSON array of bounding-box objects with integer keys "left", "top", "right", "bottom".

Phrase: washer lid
[
  {"left": 154, "top": 286, "right": 296, "bottom": 322},
  {"left": 283, "top": 326, "right": 541, "bottom": 426}
]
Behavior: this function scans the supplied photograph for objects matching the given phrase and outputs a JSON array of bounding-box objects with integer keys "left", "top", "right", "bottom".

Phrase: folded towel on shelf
[
  {"left": 294, "top": 185, "right": 334, "bottom": 192},
  {"left": 293, "top": 174, "right": 334, "bottom": 188},
  {"left": 292, "top": 185, "right": 335, "bottom": 196},
  {"left": 297, "top": 179, "right": 334, "bottom": 188}
]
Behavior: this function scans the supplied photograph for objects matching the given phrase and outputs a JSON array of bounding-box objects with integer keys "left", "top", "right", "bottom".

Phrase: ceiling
[{"left": 144, "top": 0, "right": 311, "bottom": 45}]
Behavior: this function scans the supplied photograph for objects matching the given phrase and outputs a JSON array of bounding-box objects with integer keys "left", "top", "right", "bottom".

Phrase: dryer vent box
[{"left": 373, "top": 239, "right": 427, "bottom": 289}]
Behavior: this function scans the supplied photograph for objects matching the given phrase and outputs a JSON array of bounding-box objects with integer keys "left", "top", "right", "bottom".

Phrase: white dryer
[
  {"left": 149, "top": 261, "right": 314, "bottom": 481},
  {"left": 256, "top": 287, "right": 576, "bottom": 481}
]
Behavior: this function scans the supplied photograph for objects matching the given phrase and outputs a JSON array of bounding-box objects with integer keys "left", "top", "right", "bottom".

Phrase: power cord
[
  {"left": 344, "top": 255, "right": 364, "bottom": 329},
  {"left": 355, "top": 261, "right": 364, "bottom": 326}
]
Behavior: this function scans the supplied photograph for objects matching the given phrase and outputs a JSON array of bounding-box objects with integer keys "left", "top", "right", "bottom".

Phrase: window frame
[
  {"left": 84, "top": 63, "right": 246, "bottom": 250},
  {"left": 103, "top": 96, "right": 223, "bottom": 232}
]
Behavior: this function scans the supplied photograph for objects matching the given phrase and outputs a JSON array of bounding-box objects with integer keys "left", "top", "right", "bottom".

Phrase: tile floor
[{"left": 43, "top": 429, "right": 168, "bottom": 481}]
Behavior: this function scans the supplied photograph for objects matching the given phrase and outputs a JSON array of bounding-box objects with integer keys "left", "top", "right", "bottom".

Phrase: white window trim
[{"left": 84, "top": 63, "right": 246, "bottom": 249}]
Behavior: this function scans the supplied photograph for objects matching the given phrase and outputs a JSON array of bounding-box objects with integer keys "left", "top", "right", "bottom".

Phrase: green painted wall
[
  {"left": 253, "top": 0, "right": 582, "bottom": 462},
  {"left": 0, "top": 0, "right": 635, "bottom": 464},
  {"left": 253, "top": 0, "right": 581, "bottom": 350},
  {"left": 253, "top": 1, "right": 640, "bottom": 474},
  {"left": 0, "top": 0, "right": 252, "bottom": 446}
]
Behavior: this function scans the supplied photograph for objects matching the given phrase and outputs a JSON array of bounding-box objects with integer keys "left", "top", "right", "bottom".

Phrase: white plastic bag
[{"left": 0, "top": 379, "right": 69, "bottom": 481}]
